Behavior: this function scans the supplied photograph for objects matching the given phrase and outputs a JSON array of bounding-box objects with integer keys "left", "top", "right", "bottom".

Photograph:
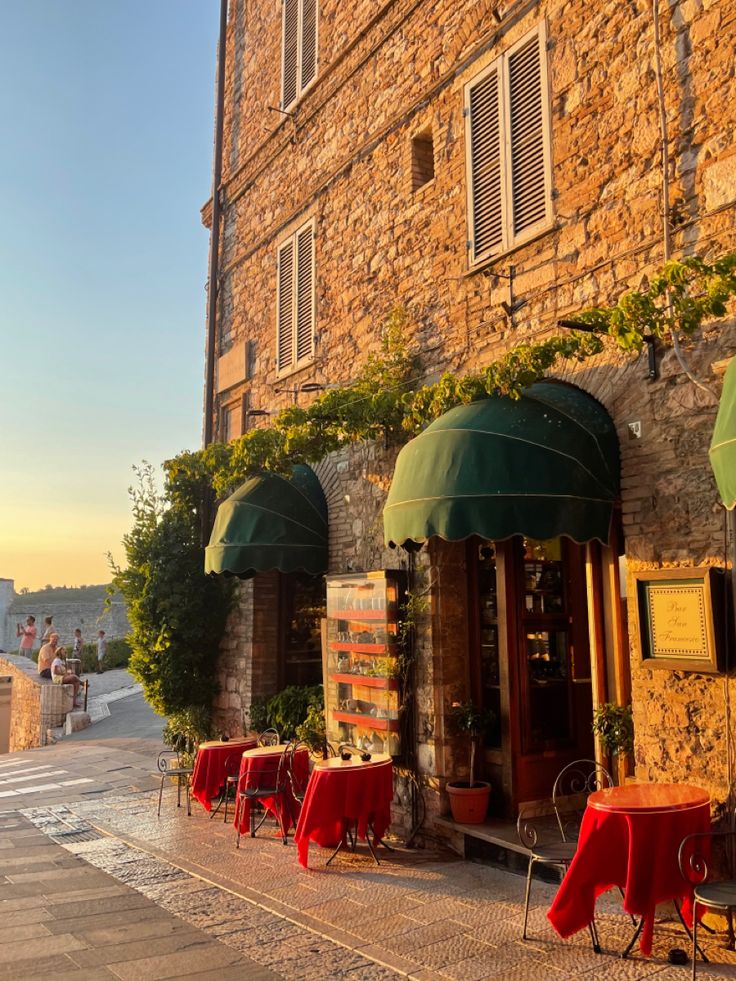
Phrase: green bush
[
  {"left": 78, "top": 638, "right": 131, "bottom": 674},
  {"left": 248, "top": 685, "right": 324, "bottom": 740}
]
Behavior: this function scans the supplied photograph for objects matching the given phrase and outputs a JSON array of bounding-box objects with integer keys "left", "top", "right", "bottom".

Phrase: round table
[
  {"left": 190, "top": 738, "right": 257, "bottom": 811},
  {"left": 233, "top": 745, "right": 309, "bottom": 839},
  {"left": 548, "top": 783, "right": 710, "bottom": 955},
  {"left": 294, "top": 753, "right": 393, "bottom": 868}
]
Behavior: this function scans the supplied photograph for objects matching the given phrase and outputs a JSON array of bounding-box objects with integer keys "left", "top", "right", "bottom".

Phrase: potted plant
[
  {"left": 446, "top": 700, "right": 496, "bottom": 824},
  {"left": 592, "top": 702, "right": 634, "bottom": 784}
]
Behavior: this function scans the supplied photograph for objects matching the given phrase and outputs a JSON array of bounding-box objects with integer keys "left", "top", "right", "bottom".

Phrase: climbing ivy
[{"left": 118, "top": 254, "right": 736, "bottom": 728}]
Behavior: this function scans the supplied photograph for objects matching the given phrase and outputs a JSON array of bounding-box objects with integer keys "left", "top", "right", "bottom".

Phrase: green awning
[
  {"left": 205, "top": 464, "right": 328, "bottom": 578},
  {"left": 384, "top": 381, "right": 620, "bottom": 548},
  {"left": 710, "top": 357, "right": 736, "bottom": 509}
]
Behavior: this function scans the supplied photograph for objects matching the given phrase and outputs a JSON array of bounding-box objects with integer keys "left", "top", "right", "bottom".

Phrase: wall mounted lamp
[{"left": 557, "top": 319, "right": 658, "bottom": 381}]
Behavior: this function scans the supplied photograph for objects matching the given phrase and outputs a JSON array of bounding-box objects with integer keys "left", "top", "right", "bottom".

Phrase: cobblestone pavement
[
  {"left": 22, "top": 792, "right": 736, "bottom": 981},
  {"left": 0, "top": 811, "right": 276, "bottom": 980}
]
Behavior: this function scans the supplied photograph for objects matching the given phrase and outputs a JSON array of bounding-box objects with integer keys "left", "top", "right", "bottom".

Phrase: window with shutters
[
  {"left": 276, "top": 219, "right": 316, "bottom": 374},
  {"left": 281, "top": 0, "right": 318, "bottom": 111},
  {"left": 464, "top": 24, "right": 552, "bottom": 267}
]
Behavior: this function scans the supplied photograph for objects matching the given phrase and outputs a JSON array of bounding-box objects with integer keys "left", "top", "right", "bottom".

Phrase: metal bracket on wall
[
  {"left": 490, "top": 265, "right": 527, "bottom": 319},
  {"left": 644, "top": 336, "right": 658, "bottom": 380}
]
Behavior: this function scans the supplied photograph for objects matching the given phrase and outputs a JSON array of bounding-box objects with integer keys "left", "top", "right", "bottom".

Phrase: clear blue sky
[{"left": 0, "top": 1, "right": 219, "bottom": 589}]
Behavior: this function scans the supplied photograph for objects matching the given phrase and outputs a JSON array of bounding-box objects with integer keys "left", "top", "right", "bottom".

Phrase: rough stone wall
[
  {"left": 207, "top": 0, "right": 736, "bottom": 811},
  {"left": 0, "top": 655, "right": 74, "bottom": 751},
  {"left": 3, "top": 593, "right": 130, "bottom": 653}
]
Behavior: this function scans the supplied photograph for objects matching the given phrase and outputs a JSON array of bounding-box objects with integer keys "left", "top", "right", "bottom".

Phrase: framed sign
[{"left": 635, "top": 566, "right": 729, "bottom": 673}]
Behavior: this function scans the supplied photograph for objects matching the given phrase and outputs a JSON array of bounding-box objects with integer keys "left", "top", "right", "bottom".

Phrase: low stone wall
[{"left": 0, "top": 655, "right": 74, "bottom": 751}]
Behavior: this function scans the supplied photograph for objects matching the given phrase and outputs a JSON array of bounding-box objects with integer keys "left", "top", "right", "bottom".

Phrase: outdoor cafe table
[
  {"left": 190, "top": 737, "right": 257, "bottom": 812},
  {"left": 233, "top": 744, "right": 309, "bottom": 837},
  {"left": 294, "top": 754, "right": 393, "bottom": 869},
  {"left": 547, "top": 783, "right": 710, "bottom": 956}
]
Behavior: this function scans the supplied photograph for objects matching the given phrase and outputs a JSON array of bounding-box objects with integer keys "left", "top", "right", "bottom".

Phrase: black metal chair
[
  {"left": 679, "top": 824, "right": 736, "bottom": 978},
  {"left": 208, "top": 752, "right": 242, "bottom": 822},
  {"left": 236, "top": 745, "right": 290, "bottom": 847},
  {"left": 257, "top": 727, "right": 281, "bottom": 747},
  {"left": 517, "top": 758, "right": 613, "bottom": 953},
  {"left": 156, "top": 750, "right": 193, "bottom": 818}
]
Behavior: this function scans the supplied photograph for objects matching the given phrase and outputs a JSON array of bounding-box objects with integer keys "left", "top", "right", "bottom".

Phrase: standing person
[
  {"left": 16, "top": 616, "right": 37, "bottom": 657},
  {"left": 37, "top": 632, "right": 58, "bottom": 679},
  {"left": 41, "top": 616, "right": 54, "bottom": 646},
  {"left": 72, "top": 628, "right": 84, "bottom": 674},
  {"left": 96, "top": 629, "right": 107, "bottom": 674}
]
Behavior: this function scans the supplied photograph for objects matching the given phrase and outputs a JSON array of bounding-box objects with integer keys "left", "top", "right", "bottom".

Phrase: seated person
[
  {"left": 51, "top": 650, "right": 83, "bottom": 707},
  {"left": 37, "top": 633, "right": 58, "bottom": 680}
]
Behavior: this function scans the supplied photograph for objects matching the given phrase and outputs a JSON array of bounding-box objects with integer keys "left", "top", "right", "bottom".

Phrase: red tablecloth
[
  {"left": 190, "top": 738, "right": 257, "bottom": 811},
  {"left": 233, "top": 745, "right": 309, "bottom": 836},
  {"left": 294, "top": 756, "right": 394, "bottom": 868},
  {"left": 548, "top": 783, "right": 710, "bottom": 955}
]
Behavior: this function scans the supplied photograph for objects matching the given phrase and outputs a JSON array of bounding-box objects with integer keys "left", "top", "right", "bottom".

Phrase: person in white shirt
[
  {"left": 96, "top": 630, "right": 107, "bottom": 674},
  {"left": 51, "top": 651, "right": 82, "bottom": 706}
]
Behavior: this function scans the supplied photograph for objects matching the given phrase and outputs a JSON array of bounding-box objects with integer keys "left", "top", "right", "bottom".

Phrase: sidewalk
[
  {"left": 4, "top": 688, "right": 736, "bottom": 979},
  {"left": 0, "top": 811, "right": 277, "bottom": 980}
]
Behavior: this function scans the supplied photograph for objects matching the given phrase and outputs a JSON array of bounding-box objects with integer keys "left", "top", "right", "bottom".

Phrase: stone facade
[{"left": 205, "top": 0, "right": 736, "bottom": 828}]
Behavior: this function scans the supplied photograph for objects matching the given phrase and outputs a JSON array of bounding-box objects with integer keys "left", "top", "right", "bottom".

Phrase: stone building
[{"left": 202, "top": 0, "right": 736, "bottom": 841}]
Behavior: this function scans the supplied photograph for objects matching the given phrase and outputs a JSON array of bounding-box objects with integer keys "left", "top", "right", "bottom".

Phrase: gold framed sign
[{"left": 635, "top": 567, "right": 729, "bottom": 673}]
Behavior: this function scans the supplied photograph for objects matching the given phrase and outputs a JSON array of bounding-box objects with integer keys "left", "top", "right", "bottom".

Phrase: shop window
[
  {"left": 464, "top": 23, "right": 553, "bottom": 266},
  {"left": 281, "top": 0, "right": 318, "bottom": 111},
  {"left": 281, "top": 573, "right": 325, "bottom": 687},
  {"left": 276, "top": 219, "right": 315, "bottom": 374},
  {"left": 411, "top": 130, "right": 434, "bottom": 191}
]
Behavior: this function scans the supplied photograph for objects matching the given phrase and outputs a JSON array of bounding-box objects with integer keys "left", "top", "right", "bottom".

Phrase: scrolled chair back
[
  {"left": 257, "top": 727, "right": 281, "bottom": 747},
  {"left": 157, "top": 749, "right": 183, "bottom": 774},
  {"left": 552, "top": 759, "right": 613, "bottom": 842}
]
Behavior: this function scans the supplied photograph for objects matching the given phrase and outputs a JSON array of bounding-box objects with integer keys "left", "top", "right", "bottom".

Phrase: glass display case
[{"left": 324, "top": 571, "right": 406, "bottom": 758}]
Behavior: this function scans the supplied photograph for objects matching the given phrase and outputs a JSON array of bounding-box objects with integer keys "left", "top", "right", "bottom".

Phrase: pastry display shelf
[
  {"left": 333, "top": 710, "right": 400, "bottom": 731},
  {"left": 330, "top": 672, "right": 398, "bottom": 690},
  {"left": 328, "top": 609, "right": 388, "bottom": 620},
  {"left": 330, "top": 641, "right": 393, "bottom": 654}
]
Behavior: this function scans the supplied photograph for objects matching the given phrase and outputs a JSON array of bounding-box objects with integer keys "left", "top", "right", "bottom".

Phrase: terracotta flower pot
[{"left": 446, "top": 780, "right": 491, "bottom": 824}]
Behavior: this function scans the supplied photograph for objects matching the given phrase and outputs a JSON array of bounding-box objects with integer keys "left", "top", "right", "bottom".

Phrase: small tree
[
  {"left": 592, "top": 702, "right": 634, "bottom": 757},
  {"left": 450, "top": 701, "right": 496, "bottom": 788}
]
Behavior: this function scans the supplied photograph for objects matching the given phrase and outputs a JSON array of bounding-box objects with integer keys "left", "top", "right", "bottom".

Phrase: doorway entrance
[{"left": 468, "top": 535, "right": 594, "bottom": 812}]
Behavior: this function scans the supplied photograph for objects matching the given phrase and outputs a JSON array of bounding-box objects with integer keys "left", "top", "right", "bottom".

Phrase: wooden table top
[
  {"left": 588, "top": 783, "right": 710, "bottom": 814},
  {"left": 313, "top": 753, "right": 392, "bottom": 771}
]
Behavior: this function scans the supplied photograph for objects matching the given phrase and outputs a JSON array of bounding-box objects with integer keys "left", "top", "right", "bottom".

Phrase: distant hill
[{"left": 11, "top": 584, "right": 110, "bottom": 607}]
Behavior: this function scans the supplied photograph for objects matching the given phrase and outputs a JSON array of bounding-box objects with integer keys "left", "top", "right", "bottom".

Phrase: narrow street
[{"left": 2, "top": 677, "right": 736, "bottom": 979}]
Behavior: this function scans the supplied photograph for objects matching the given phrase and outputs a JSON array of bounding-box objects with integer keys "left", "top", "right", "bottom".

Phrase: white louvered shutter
[
  {"left": 282, "top": 0, "right": 299, "bottom": 109},
  {"left": 277, "top": 239, "right": 295, "bottom": 372},
  {"left": 467, "top": 67, "right": 503, "bottom": 264},
  {"left": 300, "top": 0, "right": 317, "bottom": 92},
  {"left": 295, "top": 223, "right": 314, "bottom": 363},
  {"left": 508, "top": 33, "right": 547, "bottom": 236}
]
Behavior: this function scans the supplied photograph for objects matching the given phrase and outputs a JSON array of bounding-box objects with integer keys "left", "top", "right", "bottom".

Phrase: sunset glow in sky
[{"left": 0, "top": 2, "right": 219, "bottom": 590}]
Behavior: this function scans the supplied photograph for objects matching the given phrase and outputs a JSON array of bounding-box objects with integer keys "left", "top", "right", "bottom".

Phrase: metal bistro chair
[
  {"left": 156, "top": 749, "right": 193, "bottom": 818},
  {"left": 517, "top": 758, "right": 613, "bottom": 953},
  {"left": 257, "top": 727, "right": 281, "bottom": 747},
  {"left": 678, "top": 822, "right": 736, "bottom": 978},
  {"left": 236, "top": 744, "right": 290, "bottom": 847},
  {"left": 209, "top": 752, "right": 242, "bottom": 822},
  {"left": 281, "top": 740, "right": 315, "bottom": 829}
]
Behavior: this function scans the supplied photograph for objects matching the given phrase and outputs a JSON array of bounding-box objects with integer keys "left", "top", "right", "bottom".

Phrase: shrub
[
  {"left": 79, "top": 638, "right": 131, "bottom": 674},
  {"left": 247, "top": 685, "right": 324, "bottom": 740}
]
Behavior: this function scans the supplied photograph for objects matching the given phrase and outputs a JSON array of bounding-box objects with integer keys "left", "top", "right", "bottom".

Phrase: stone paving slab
[
  {"left": 26, "top": 793, "right": 736, "bottom": 981},
  {"left": 0, "top": 814, "right": 278, "bottom": 981}
]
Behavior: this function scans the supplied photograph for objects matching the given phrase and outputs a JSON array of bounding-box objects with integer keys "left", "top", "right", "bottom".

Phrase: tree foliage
[{"left": 111, "top": 464, "right": 233, "bottom": 719}]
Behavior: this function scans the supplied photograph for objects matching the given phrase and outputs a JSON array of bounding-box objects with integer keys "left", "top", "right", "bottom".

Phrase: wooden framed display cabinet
[{"left": 323, "top": 571, "right": 406, "bottom": 758}]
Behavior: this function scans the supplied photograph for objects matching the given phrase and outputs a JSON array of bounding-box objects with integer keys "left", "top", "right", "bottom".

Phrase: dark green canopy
[
  {"left": 205, "top": 464, "right": 328, "bottom": 578},
  {"left": 384, "top": 381, "right": 620, "bottom": 548},
  {"left": 710, "top": 357, "right": 736, "bottom": 510}
]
